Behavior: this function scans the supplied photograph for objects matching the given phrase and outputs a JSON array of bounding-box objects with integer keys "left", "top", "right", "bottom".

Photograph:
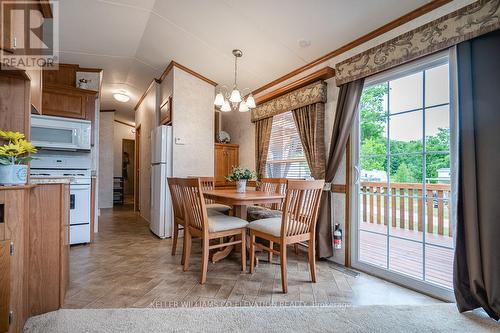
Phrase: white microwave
[{"left": 31, "top": 115, "right": 91, "bottom": 151}]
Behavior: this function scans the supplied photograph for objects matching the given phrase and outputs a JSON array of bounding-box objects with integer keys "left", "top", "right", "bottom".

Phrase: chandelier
[{"left": 214, "top": 49, "right": 256, "bottom": 112}]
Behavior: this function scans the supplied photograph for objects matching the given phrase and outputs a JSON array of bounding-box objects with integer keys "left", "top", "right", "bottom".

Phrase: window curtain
[
  {"left": 292, "top": 103, "right": 326, "bottom": 179},
  {"left": 255, "top": 117, "right": 273, "bottom": 179},
  {"left": 454, "top": 29, "right": 500, "bottom": 320},
  {"left": 315, "top": 79, "right": 364, "bottom": 258}
]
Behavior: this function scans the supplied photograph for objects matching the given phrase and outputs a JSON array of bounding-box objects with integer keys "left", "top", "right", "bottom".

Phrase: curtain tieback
[{"left": 323, "top": 182, "right": 332, "bottom": 191}]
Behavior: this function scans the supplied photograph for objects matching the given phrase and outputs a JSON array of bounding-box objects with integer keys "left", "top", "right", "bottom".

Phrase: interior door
[{"left": 135, "top": 125, "right": 141, "bottom": 211}]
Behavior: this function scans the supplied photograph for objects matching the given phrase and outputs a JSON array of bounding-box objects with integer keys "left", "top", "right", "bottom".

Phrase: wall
[
  {"left": 170, "top": 67, "right": 215, "bottom": 177},
  {"left": 221, "top": 0, "right": 473, "bottom": 265},
  {"left": 135, "top": 83, "right": 159, "bottom": 223},
  {"left": 98, "top": 112, "right": 114, "bottom": 208}
]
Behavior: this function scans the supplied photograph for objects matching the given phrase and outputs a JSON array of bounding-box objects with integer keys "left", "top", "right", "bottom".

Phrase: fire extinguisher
[{"left": 334, "top": 224, "right": 342, "bottom": 250}]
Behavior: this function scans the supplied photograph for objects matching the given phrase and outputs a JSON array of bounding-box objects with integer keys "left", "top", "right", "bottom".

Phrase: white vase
[
  {"left": 0, "top": 164, "right": 28, "bottom": 186},
  {"left": 236, "top": 179, "right": 247, "bottom": 193}
]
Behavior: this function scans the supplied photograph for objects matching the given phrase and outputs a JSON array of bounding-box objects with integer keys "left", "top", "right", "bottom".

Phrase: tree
[{"left": 359, "top": 84, "right": 387, "bottom": 142}]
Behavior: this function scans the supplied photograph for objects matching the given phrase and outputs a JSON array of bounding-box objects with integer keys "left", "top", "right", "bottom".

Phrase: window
[{"left": 265, "top": 111, "right": 311, "bottom": 178}]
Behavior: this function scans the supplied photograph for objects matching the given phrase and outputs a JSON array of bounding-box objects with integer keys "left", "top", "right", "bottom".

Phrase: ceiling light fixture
[
  {"left": 113, "top": 90, "right": 130, "bottom": 103},
  {"left": 214, "top": 49, "right": 255, "bottom": 112}
]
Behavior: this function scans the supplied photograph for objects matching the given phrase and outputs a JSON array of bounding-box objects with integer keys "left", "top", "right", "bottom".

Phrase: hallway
[{"left": 63, "top": 206, "right": 442, "bottom": 308}]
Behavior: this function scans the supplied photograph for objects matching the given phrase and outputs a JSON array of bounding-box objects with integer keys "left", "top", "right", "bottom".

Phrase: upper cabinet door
[{"left": 42, "top": 85, "right": 97, "bottom": 119}]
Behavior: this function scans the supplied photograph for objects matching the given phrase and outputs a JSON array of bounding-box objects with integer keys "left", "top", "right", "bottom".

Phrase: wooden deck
[{"left": 359, "top": 222, "right": 454, "bottom": 289}]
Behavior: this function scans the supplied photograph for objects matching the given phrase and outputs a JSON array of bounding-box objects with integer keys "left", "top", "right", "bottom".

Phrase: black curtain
[{"left": 454, "top": 29, "right": 500, "bottom": 320}]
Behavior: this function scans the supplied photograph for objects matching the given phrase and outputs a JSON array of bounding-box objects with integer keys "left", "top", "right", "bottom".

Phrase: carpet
[{"left": 24, "top": 304, "right": 499, "bottom": 333}]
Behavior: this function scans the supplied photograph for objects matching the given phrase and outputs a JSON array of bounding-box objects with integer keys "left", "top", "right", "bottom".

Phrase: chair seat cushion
[
  {"left": 206, "top": 203, "right": 232, "bottom": 213},
  {"left": 247, "top": 206, "right": 282, "bottom": 222},
  {"left": 247, "top": 217, "right": 282, "bottom": 237},
  {"left": 208, "top": 214, "right": 248, "bottom": 233}
]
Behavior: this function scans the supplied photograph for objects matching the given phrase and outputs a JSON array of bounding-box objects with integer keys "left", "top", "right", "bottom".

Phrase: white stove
[{"left": 31, "top": 152, "right": 92, "bottom": 245}]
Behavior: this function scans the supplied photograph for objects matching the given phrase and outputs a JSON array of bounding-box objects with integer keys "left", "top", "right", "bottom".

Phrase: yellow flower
[
  {"left": 0, "top": 143, "right": 26, "bottom": 157},
  {"left": 0, "top": 130, "right": 25, "bottom": 142},
  {"left": 18, "top": 139, "right": 37, "bottom": 154}
]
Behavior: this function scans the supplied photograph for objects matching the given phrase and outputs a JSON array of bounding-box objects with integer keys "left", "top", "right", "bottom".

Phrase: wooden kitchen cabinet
[
  {"left": 28, "top": 183, "right": 70, "bottom": 316},
  {"left": 0, "top": 187, "right": 31, "bottom": 333},
  {"left": 26, "top": 69, "right": 42, "bottom": 114},
  {"left": 42, "top": 84, "right": 97, "bottom": 119},
  {"left": 214, "top": 143, "right": 239, "bottom": 187}
]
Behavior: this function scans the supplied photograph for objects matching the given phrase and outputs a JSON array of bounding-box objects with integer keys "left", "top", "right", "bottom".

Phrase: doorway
[
  {"left": 351, "top": 51, "right": 456, "bottom": 301},
  {"left": 122, "top": 139, "right": 135, "bottom": 205}
]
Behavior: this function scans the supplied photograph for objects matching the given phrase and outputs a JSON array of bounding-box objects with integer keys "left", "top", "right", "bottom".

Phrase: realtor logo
[{"left": 1, "top": 0, "right": 59, "bottom": 70}]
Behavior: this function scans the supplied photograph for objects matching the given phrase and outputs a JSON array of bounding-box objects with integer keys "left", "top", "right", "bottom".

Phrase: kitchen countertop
[{"left": 30, "top": 176, "right": 73, "bottom": 185}]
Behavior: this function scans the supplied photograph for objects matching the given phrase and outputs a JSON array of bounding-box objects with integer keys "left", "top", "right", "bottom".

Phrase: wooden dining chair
[
  {"left": 167, "top": 177, "right": 187, "bottom": 264},
  {"left": 198, "top": 177, "right": 232, "bottom": 214},
  {"left": 248, "top": 179, "right": 324, "bottom": 293},
  {"left": 178, "top": 178, "right": 248, "bottom": 284},
  {"left": 247, "top": 178, "right": 288, "bottom": 262}
]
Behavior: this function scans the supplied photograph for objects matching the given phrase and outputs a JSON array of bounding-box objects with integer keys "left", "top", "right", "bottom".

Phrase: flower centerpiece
[
  {"left": 0, "top": 130, "right": 37, "bottom": 186},
  {"left": 225, "top": 166, "right": 255, "bottom": 193}
]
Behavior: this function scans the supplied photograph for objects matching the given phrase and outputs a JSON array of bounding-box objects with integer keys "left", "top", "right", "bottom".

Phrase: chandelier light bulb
[
  {"left": 229, "top": 89, "right": 242, "bottom": 103},
  {"left": 220, "top": 100, "right": 231, "bottom": 112},
  {"left": 238, "top": 100, "right": 249, "bottom": 112},
  {"left": 214, "top": 92, "right": 224, "bottom": 106},
  {"left": 246, "top": 94, "right": 256, "bottom": 108}
]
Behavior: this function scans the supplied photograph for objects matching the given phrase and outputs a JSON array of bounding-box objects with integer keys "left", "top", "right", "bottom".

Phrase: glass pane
[
  {"left": 361, "top": 116, "right": 387, "bottom": 157},
  {"left": 359, "top": 189, "right": 389, "bottom": 235},
  {"left": 360, "top": 155, "right": 388, "bottom": 180},
  {"left": 389, "top": 111, "right": 423, "bottom": 154},
  {"left": 425, "top": 153, "right": 450, "bottom": 184},
  {"left": 389, "top": 237, "right": 423, "bottom": 280},
  {"left": 389, "top": 154, "right": 423, "bottom": 184},
  {"left": 425, "top": 105, "right": 450, "bottom": 153},
  {"left": 425, "top": 63, "right": 449, "bottom": 107},
  {"left": 359, "top": 230, "right": 387, "bottom": 269},
  {"left": 387, "top": 193, "right": 424, "bottom": 242},
  {"left": 32, "top": 127, "right": 74, "bottom": 144},
  {"left": 425, "top": 244, "right": 453, "bottom": 289},
  {"left": 389, "top": 72, "right": 423, "bottom": 113}
]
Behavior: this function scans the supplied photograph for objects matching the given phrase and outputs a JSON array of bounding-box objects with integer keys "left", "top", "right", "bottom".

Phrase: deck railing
[{"left": 360, "top": 181, "right": 452, "bottom": 237}]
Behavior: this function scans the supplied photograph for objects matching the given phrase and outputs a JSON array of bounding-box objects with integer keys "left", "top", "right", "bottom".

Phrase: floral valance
[
  {"left": 335, "top": 0, "right": 500, "bottom": 86},
  {"left": 251, "top": 81, "right": 327, "bottom": 122}
]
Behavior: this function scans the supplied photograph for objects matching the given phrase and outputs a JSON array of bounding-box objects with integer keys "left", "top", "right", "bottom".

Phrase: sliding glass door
[{"left": 352, "top": 52, "right": 455, "bottom": 300}]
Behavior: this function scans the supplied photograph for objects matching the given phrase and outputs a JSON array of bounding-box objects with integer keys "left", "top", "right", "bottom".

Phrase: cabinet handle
[{"left": 13, "top": 37, "right": 17, "bottom": 49}]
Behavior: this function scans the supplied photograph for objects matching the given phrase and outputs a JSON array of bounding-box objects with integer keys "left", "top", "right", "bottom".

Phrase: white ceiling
[{"left": 58, "top": 0, "right": 430, "bottom": 122}]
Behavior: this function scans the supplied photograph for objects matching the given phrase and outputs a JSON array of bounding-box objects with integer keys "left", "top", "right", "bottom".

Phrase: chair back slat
[
  {"left": 177, "top": 178, "right": 208, "bottom": 232},
  {"left": 167, "top": 178, "right": 184, "bottom": 222},
  {"left": 281, "top": 180, "right": 324, "bottom": 237},
  {"left": 193, "top": 176, "right": 215, "bottom": 204},
  {"left": 258, "top": 178, "right": 288, "bottom": 210}
]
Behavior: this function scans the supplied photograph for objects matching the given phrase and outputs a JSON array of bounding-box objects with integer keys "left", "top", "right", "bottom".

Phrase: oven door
[{"left": 69, "top": 184, "right": 91, "bottom": 225}]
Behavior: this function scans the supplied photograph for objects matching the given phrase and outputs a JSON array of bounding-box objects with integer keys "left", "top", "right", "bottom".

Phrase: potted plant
[
  {"left": 0, "top": 130, "right": 37, "bottom": 186},
  {"left": 226, "top": 166, "right": 255, "bottom": 193}
]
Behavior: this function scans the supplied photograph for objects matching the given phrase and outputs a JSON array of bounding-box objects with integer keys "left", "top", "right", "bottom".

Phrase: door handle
[{"left": 354, "top": 166, "right": 360, "bottom": 185}]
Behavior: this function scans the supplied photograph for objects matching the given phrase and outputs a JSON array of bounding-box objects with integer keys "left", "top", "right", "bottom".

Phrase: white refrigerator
[{"left": 150, "top": 125, "right": 173, "bottom": 238}]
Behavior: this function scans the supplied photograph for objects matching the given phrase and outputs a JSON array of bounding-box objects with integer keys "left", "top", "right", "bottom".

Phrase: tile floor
[{"left": 64, "top": 205, "right": 443, "bottom": 308}]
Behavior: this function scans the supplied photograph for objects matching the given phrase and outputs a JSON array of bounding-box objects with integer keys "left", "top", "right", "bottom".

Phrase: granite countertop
[{"left": 30, "top": 176, "right": 73, "bottom": 185}]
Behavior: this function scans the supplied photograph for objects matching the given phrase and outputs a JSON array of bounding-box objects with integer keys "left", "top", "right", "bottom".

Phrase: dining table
[{"left": 203, "top": 188, "right": 285, "bottom": 263}]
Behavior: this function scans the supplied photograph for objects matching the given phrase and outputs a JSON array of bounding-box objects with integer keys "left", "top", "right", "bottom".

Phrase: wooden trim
[
  {"left": 134, "top": 79, "right": 161, "bottom": 111},
  {"left": 76, "top": 67, "right": 103, "bottom": 73},
  {"left": 114, "top": 119, "right": 135, "bottom": 128},
  {"left": 331, "top": 184, "right": 346, "bottom": 193},
  {"left": 100, "top": 109, "right": 116, "bottom": 113},
  {"left": 159, "top": 61, "right": 218, "bottom": 86},
  {"left": 39, "top": 2, "right": 53, "bottom": 18},
  {"left": 255, "top": 67, "right": 335, "bottom": 105},
  {"left": 251, "top": 0, "right": 452, "bottom": 96}
]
